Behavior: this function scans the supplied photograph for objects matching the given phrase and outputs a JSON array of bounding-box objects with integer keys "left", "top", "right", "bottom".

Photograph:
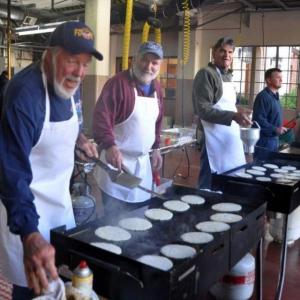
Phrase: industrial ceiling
[{"left": 0, "top": 0, "right": 299, "bottom": 51}]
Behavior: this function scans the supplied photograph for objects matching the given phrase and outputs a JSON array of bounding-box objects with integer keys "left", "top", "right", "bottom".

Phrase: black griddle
[
  {"left": 212, "top": 151, "right": 300, "bottom": 214},
  {"left": 51, "top": 186, "right": 266, "bottom": 300}
]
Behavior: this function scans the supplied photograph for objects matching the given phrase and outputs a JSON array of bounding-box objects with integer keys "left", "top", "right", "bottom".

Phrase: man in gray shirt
[{"left": 193, "top": 37, "right": 252, "bottom": 189}]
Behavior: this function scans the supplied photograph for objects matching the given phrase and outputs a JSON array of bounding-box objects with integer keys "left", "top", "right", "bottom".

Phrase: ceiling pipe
[{"left": 0, "top": 3, "right": 24, "bottom": 21}]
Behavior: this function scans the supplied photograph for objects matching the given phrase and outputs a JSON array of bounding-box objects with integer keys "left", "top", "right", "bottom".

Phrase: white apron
[
  {"left": 201, "top": 74, "right": 245, "bottom": 174},
  {"left": 95, "top": 88, "right": 159, "bottom": 202},
  {"left": 0, "top": 71, "right": 78, "bottom": 286}
]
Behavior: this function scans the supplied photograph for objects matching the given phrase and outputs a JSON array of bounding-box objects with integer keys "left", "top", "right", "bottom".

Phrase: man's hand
[
  {"left": 105, "top": 145, "right": 123, "bottom": 170},
  {"left": 151, "top": 149, "right": 162, "bottom": 171},
  {"left": 233, "top": 111, "right": 252, "bottom": 127},
  {"left": 22, "top": 232, "right": 58, "bottom": 295},
  {"left": 276, "top": 126, "right": 288, "bottom": 135},
  {"left": 76, "top": 133, "right": 98, "bottom": 161}
]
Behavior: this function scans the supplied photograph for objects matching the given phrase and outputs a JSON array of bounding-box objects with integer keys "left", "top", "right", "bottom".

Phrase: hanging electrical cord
[
  {"left": 141, "top": 1, "right": 161, "bottom": 44},
  {"left": 141, "top": 17, "right": 162, "bottom": 44},
  {"left": 121, "top": 0, "right": 133, "bottom": 71},
  {"left": 182, "top": 0, "right": 191, "bottom": 65}
]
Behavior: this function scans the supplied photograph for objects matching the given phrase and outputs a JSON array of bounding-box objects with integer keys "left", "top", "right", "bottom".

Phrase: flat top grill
[
  {"left": 212, "top": 152, "right": 300, "bottom": 214},
  {"left": 225, "top": 158, "right": 300, "bottom": 186},
  {"left": 66, "top": 186, "right": 263, "bottom": 259},
  {"left": 51, "top": 186, "right": 266, "bottom": 300}
]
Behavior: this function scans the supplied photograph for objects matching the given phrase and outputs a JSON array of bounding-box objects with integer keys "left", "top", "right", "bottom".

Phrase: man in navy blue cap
[
  {"left": 93, "top": 41, "right": 164, "bottom": 215},
  {"left": 0, "top": 21, "right": 103, "bottom": 298}
]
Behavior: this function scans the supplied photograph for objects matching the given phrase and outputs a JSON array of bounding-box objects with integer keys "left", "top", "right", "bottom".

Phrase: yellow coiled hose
[
  {"left": 182, "top": 0, "right": 191, "bottom": 65},
  {"left": 122, "top": 0, "right": 133, "bottom": 71},
  {"left": 141, "top": 18, "right": 161, "bottom": 45}
]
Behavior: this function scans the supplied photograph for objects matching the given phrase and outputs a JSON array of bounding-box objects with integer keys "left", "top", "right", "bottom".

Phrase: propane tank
[
  {"left": 72, "top": 260, "right": 93, "bottom": 297},
  {"left": 209, "top": 253, "right": 255, "bottom": 300},
  {"left": 269, "top": 206, "right": 300, "bottom": 244}
]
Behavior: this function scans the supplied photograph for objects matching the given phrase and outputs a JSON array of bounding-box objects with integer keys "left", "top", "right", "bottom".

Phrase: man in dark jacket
[{"left": 253, "top": 68, "right": 287, "bottom": 156}]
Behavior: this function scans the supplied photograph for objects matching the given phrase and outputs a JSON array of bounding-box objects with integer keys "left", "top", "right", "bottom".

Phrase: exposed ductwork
[{"left": 0, "top": 3, "right": 24, "bottom": 22}]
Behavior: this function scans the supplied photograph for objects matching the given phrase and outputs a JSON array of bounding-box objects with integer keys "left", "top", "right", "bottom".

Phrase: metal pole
[{"left": 6, "top": 0, "right": 11, "bottom": 79}]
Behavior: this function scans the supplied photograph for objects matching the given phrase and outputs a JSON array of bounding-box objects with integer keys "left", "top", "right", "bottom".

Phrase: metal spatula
[
  {"left": 92, "top": 158, "right": 143, "bottom": 189},
  {"left": 121, "top": 164, "right": 168, "bottom": 200}
]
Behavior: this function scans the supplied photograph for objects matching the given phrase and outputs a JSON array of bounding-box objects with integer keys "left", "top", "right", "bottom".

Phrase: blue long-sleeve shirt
[
  {"left": 252, "top": 87, "right": 282, "bottom": 138},
  {"left": 0, "top": 62, "right": 82, "bottom": 237}
]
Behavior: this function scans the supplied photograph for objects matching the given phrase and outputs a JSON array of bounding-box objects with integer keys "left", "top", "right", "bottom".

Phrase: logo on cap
[{"left": 74, "top": 28, "right": 94, "bottom": 40}]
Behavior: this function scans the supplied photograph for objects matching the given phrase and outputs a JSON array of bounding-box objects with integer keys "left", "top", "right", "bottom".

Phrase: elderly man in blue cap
[
  {"left": 93, "top": 41, "right": 164, "bottom": 215},
  {"left": 0, "top": 21, "right": 103, "bottom": 298}
]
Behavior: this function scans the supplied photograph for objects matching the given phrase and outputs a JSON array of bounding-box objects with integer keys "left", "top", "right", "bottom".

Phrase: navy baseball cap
[
  {"left": 48, "top": 21, "right": 103, "bottom": 61},
  {"left": 138, "top": 41, "right": 163, "bottom": 59}
]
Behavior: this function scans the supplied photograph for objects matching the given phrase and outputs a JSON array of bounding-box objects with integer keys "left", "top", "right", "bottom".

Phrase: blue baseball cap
[
  {"left": 138, "top": 41, "right": 163, "bottom": 59},
  {"left": 48, "top": 21, "right": 103, "bottom": 61}
]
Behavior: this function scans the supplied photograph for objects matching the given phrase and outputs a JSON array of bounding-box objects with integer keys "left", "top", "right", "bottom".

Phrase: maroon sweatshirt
[{"left": 93, "top": 69, "right": 164, "bottom": 150}]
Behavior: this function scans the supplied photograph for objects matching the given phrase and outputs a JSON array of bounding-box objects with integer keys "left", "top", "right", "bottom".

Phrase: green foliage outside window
[
  {"left": 237, "top": 93, "right": 249, "bottom": 105},
  {"left": 280, "top": 89, "right": 297, "bottom": 109}
]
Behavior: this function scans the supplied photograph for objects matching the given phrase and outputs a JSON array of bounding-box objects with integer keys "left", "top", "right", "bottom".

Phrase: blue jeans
[
  {"left": 254, "top": 136, "right": 279, "bottom": 159},
  {"left": 12, "top": 285, "right": 34, "bottom": 300},
  {"left": 198, "top": 146, "right": 212, "bottom": 189}
]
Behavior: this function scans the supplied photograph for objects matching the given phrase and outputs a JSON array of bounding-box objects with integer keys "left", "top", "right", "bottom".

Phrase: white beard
[
  {"left": 52, "top": 54, "right": 80, "bottom": 99},
  {"left": 53, "top": 78, "right": 79, "bottom": 99},
  {"left": 132, "top": 64, "right": 159, "bottom": 84}
]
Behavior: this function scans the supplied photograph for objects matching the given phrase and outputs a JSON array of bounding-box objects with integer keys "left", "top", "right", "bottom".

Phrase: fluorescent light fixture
[{"left": 14, "top": 21, "right": 66, "bottom": 36}]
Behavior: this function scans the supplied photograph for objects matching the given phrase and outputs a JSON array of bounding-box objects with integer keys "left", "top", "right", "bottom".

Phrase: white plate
[
  {"left": 160, "top": 244, "right": 196, "bottom": 259},
  {"left": 236, "top": 172, "right": 253, "bottom": 179},
  {"left": 181, "top": 195, "right": 205, "bottom": 205},
  {"left": 274, "top": 168, "right": 289, "bottom": 173},
  {"left": 181, "top": 232, "right": 214, "bottom": 244},
  {"left": 256, "top": 176, "right": 272, "bottom": 182},
  {"left": 144, "top": 208, "right": 173, "bottom": 221},
  {"left": 119, "top": 217, "right": 152, "bottom": 231},
  {"left": 270, "top": 173, "right": 284, "bottom": 179},
  {"left": 95, "top": 226, "right": 131, "bottom": 242},
  {"left": 210, "top": 213, "right": 242, "bottom": 223},
  {"left": 246, "top": 169, "right": 265, "bottom": 176},
  {"left": 281, "top": 165, "right": 297, "bottom": 171},
  {"left": 252, "top": 166, "right": 267, "bottom": 171},
  {"left": 163, "top": 200, "right": 190, "bottom": 212},
  {"left": 263, "top": 163, "right": 279, "bottom": 169},
  {"left": 211, "top": 202, "right": 242, "bottom": 212},
  {"left": 195, "top": 221, "right": 230, "bottom": 232}
]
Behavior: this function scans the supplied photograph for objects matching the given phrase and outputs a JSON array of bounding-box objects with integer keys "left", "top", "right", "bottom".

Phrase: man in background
[
  {"left": 193, "top": 37, "right": 252, "bottom": 189},
  {"left": 93, "top": 41, "right": 164, "bottom": 215},
  {"left": 253, "top": 68, "right": 287, "bottom": 156}
]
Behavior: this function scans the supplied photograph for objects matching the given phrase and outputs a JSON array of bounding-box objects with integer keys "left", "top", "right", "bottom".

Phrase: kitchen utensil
[
  {"left": 91, "top": 157, "right": 142, "bottom": 189},
  {"left": 240, "top": 121, "right": 260, "bottom": 154},
  {"left": 121, "top": 164, "right": 168, "bottom": 200},
  {"left": 283, "top": 112, "right": 300, "bottom": 128}
]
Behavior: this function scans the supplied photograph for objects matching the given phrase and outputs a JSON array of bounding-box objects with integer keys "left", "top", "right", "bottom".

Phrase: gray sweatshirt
[{"left": 192, "top": 62, "right": 236, "bottom": 130}]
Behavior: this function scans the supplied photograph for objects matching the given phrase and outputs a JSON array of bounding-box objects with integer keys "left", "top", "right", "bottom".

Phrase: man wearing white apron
[
  {"left": 93, "top": 42, "right": 164, "bottom": 215},
  {"left": 192, "top": 37, "right": 252, "bottom": 189},
  {"left": 0, "top": 21, "right": 102, "bottom": 299}
]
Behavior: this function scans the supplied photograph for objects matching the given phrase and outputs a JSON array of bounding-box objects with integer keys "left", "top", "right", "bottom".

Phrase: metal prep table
[
  {"left": 51, "top": 185, "right": 266, "bottom": 300},
  {"left": 212, "top": 151, "right": 300, "bottom": 300}
]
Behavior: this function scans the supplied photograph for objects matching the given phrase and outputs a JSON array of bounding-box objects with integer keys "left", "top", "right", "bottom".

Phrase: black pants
[
  {"left": 12, "top": 285, "right": 34, "bottom": 300},
  {"left": 198, "top": 146, "right": 212, "bottom": 189}
]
